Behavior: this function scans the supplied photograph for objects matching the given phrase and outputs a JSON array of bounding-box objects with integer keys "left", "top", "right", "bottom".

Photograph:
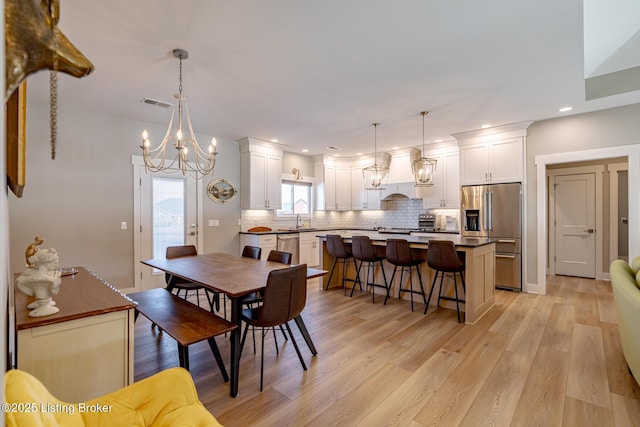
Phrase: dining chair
[
  {"left": 244, "top": 250, "right": 293, "bottom": 353},
  {"left": 242, "top": 245, "right": 262, "bottom": 260},
  {"left": 425, "top": 240, "right": 466, "bottom": 322},
  {"left": 165, "top": 245, "right": 218, "bottom": 312},
  {"left": 239, "top": 264, "right": 309, "bottom": 391}
]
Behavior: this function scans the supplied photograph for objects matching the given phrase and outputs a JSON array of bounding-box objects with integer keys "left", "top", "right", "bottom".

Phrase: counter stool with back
[
  {"left": 351, "top": 235, "right": 389, "bottom": 303},
  {"left": 324, "top": 234, "right": 358, "bottom": 295},
  {"left": 425, "top": 240, "right": 466, "bottom": 323},
  {"left": 385, "top": 238, "right": 427, "bottom": 312}
]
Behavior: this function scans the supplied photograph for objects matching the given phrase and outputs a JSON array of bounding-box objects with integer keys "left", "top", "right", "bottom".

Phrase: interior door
[
  {"left": 554, "top": 173, "right": 596, "bottom": 278},
  {"left": 138, "top": 167, "right": 199, "bottom": 290}
]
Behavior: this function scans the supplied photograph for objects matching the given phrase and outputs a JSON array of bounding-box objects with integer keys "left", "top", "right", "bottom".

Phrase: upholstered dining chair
[
  {"left": 165, "top": 245, "right": 217, "bottom": 312},
  {"left": 243, "top": 250, "right": 293, "bottom": 353},
  {"left": 385, "top": 238, "right": 427, "bottom": 312},
  {"left": 242, "top": 245, "right": 262, "bottom": 260},
  {"left": 239, "top": 264, "right": 309, "bottom": 391}
]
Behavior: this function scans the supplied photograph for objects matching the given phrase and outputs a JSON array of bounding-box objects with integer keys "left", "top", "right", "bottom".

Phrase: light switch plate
[{"left": 208, "top": 219, "right": 220, "bottom": 227}]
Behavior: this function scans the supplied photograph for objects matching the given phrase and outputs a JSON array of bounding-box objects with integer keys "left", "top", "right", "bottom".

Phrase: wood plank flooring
[{"left": 133, "top": 275, "right": 640, "bottom": 426}]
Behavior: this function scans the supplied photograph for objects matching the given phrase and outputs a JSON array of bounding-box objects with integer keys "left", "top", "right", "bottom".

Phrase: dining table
[{"left": 140, "top": 252, "right": 327, "bottom": 397}]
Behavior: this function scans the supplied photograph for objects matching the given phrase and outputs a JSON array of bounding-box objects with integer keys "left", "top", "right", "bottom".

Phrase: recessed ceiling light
[
  {"left": 301, "top": 148, "right": 309, "bottom": 153},
  {"left": 481, "top": 124, "right": 492, "bottom": 129},
  {"left": 357, "top": 152, "right": 363, "bottom": 156},
  {"left": 559, "top": 106, "right": 573, "bottom": 112},
  {"left": 435, "top": 139, "right": 443, "bottom": 143},
  {"left": 392, "top": 146, "right": 399, "bottom": 150},
  {"left": 270, "top": 139, "right": 279, "bottom": 143}
]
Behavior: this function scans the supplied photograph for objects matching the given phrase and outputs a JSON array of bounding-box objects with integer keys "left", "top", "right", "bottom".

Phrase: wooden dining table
[{"left": 140, "top": 252, "right": 327, "bottom": 397}]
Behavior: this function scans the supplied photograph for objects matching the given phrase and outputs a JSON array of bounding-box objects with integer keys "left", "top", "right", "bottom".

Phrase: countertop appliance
[
  {"left": 418, "top": 213, "right": 436, "bottom": 232},
  {"left": 377, "top": 228, "right": 417, "bottom": 235},
  {"left": 461, "top": 182, "right": 522, "bottom": 291}
]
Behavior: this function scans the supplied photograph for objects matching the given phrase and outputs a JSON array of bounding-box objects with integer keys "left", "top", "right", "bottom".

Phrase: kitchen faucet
[{"left": 296, "top": 214, "right": 301, "bottom": 229}]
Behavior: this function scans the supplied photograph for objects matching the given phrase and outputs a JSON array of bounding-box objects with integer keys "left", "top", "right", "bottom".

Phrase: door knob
[{"left": 584, "top": 228, "right": 594, "bottom": 233}]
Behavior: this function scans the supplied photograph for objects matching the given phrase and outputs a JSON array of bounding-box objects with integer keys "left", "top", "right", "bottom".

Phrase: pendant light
[
  {"left": 362, "top": 123, "right": 390, "bottom": 190},
  {"left": 412, "top": 111, "right": 437, "bottom": 186}
]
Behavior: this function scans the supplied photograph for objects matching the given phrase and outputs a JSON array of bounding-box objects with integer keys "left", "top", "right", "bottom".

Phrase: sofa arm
[
  {"left": 81, "top": 367, "right": 221, "bottom": 427},
  {"left": 611, "top": 259, "right": 640, "bottom": 384}
]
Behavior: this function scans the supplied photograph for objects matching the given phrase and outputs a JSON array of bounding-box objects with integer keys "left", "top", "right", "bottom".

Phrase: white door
[
  {"left": 554, "top": 173, "right": 596, "bottom": 278},
  {"left": 135, "top": 164, "right": 201, "bottom": 290}
]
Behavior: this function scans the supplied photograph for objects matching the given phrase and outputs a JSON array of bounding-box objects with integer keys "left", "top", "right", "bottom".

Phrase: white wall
[
  {"left": 9, "top": 100, "right": 240, "bottom": 289},
  {"left": 526, "top": 103, "right": 640, "bottom": 288}
]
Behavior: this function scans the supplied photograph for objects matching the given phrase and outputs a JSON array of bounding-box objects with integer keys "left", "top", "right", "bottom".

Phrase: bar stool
[
  {"left": 324, "top": 234, "right": 358, "bottom": 295},
  {"left": 385, "top": 239, "right": 427, "bottom": 312},
  {"left": 425, "top": 240, "right": 466, "bottom": 323},
  {"left": 351, "top": 235, "right": 389, "bottom": 303}
]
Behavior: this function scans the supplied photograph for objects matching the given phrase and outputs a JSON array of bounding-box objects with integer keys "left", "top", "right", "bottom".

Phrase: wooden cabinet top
[{"left": 15, "top": 267, "right": 136, "bottom": 330}]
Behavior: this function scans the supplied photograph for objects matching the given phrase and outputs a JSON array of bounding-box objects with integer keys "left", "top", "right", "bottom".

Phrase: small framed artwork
[
  {"left": 207, "top": 178, "right": 237, "bottom": 204},
  {"left": 6, "top": 81, "right": 27, "bottom": 198}
]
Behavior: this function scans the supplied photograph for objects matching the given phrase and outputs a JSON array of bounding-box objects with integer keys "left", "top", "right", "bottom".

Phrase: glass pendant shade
[
  {"left": 413, "top": 111, "right": 437, "bottom": 187},
  {"left": 363, "top": 123, "right": 389, "bottom": 190}
]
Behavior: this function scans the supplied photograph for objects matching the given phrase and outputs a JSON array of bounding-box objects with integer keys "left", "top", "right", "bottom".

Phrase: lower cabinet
[
  {"left": 15, "top": 267, "right": 135, "bottom": 402},
  {"left": 240, "top": 234, "right": 277, "bottom": 260},
  {"left": 299, "top": 232, "right": 320, "bottom": 267}
]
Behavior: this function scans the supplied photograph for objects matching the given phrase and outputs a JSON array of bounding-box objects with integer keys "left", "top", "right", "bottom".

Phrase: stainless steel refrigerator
[{"left": 461, "top": 182, "right": 522, "bottom": 291}]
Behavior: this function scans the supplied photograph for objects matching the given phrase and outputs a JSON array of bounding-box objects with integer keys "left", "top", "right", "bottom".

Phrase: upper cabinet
[
  {"left": 239, "top": 138, "right": 283, "bottom": 210},
  {"left": 454, "top": 122, "right": 531, "bottom": 186},
  {"left": 417, "top": 145, "right": 460, "bottom": 208},
  {"left": 350, "top": 163, "right": 381, "bottom": 210},
  {"left": 314, "top": 156, "right": 351, "bottom": 211}
]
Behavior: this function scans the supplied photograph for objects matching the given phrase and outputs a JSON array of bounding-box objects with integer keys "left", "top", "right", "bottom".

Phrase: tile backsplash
[{"left": 240, "top": 196, "right": 460, "bottom": 231}]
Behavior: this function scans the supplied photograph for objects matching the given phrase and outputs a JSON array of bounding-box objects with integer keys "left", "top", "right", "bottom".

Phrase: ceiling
[{"left": 26, "top": 0, "right": 640, "bottom": 157}]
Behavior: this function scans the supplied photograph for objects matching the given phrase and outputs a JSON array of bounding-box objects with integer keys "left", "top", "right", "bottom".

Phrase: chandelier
[
  {"left": 140, "top": 49, "right": 217, "bottom": 177},
  {"left": 362, "top": 123, "right": 390, "bottom": 190},
  {"left": 412, "top": 111, "right": 437, "bottom": 186}
]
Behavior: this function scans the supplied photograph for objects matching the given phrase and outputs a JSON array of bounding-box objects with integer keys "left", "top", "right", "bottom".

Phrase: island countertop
[{"left": 315, "top": 232, "right": 495, "bottom": 248}]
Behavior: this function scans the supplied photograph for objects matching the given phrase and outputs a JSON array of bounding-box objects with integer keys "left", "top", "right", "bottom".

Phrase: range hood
[{"left": 380, "top": 182, "right": 422, "bottom": 200}]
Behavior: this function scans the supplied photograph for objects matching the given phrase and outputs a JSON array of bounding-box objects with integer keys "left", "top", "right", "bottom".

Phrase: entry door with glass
[{"left": 138, "top": 167, "right": 200, "bottom": 290}]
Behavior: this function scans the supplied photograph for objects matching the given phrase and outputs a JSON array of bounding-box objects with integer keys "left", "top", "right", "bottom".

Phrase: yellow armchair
[{"left": 5, "top": 367, "right": 222, "bottom": 427}]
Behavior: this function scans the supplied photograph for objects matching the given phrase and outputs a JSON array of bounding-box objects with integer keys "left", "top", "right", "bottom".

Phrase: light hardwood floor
[{"left": 134, "top": 275, "right": 640, "bottom": 426}]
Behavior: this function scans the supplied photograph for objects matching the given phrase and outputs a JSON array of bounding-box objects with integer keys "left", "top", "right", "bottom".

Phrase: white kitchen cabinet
[
  {"left": 239, "top": 138, "right": 283, "bottom": 209},
  {"left": 299, "top": 231, "right": 320, "bottom": 267},
  {"left": 459, "top": 137, "right": 523, "bottom": 185},
  {"left": 419, "top": 149, "right": 460, "bottom": 208},
  {"left": 240, "top": 233, "right": 277, "bottom": 260},
  {"left": 350, "top": 166, "right": 381, "bottom": 210},
  {"left": 314, "top": 156, "right": 351, "bottom": 211}
]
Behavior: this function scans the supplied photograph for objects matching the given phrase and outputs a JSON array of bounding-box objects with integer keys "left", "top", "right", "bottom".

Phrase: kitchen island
[{"left": 317, "top": 232, "right": 496, "bottom": 324}]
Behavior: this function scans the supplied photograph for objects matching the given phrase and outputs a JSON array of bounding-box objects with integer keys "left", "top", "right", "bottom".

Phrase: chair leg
[
  {"left": 416, "top": 264, "right": 427, "bottom": 306},
  {"left": 409, "top": 267, "right": 415, "bottom": 312},
  {"left": 279, "top": 325, "right": 288, "bottom": 341},
  {"left": 272, "top": 327, "right": 279, "bottom": 355},
  {"left": 260, "top": 327, "right": 265, "bottom": 392},
  {"left": 239, "top": 322, "right": 250, "bottom": 361},
  {"left": 351, "top": 260, "right": 364, "bottom": 297},
  {"left": 285, "top": 322, "right": 307, "bottom": 371},
  {"left": 425, "top": 270, "right": 439, "bottom": 315},
  {"left": 397, "top": 267, "right": 405, "bottom": 299},
  {"left": 453, "top": 273, "right": 461, "bottom": 323},
  {"left": 207, "top": 336, "right": 229, "bottom": 382},
  {"left": 379, "top": 261, "right": 389, "bottom": 305},
  {"left": 385, "top": 266, "right": 398, "bottom": 305},
  {"left": 325, "top": 258, "right": 339, "bottom": 290}
]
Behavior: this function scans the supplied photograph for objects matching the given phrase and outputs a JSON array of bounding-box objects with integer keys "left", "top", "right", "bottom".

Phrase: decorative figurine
[
  {"left": 24, "top": 235, "right": 44, "bottom": 267},
  {"left": 16, "top": 242, "right": 62, "bottom": 317}
]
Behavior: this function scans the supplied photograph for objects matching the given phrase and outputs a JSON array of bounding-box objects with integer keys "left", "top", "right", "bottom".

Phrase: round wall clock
[{"left": 207, "top": 178, "right": 237, "bottom": 204}]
